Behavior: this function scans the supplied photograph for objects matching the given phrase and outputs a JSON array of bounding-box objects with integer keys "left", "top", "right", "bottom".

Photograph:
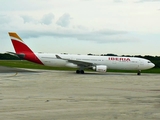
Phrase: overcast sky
[{"left": 0, "top": 0, "right": 160, "bottom": 56}]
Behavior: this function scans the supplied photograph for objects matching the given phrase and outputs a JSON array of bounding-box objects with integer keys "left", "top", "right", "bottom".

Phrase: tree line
[
  {"left": 0, "top": 53, "right": 20, "bottom": 60},
  {"left": 0, "top": 53, "right": 160, "bottom": 68}
]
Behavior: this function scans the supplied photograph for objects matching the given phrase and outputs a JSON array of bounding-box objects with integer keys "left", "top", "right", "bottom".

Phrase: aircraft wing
[{"left": 56, "top": 55, "right": 94, "bottom": 67}]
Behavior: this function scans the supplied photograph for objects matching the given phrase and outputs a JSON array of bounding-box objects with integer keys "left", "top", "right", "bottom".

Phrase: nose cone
[
  {"left": 151, "top": 63, "right": 155, "bottom": 68},
  {"left": 148, "top": 63, "right": 155, "bottom": 69},
  {"left": 146, "top": 62, "right": 155, "bottom": 70},
  {"left": 140, "top": 59, "right": 155, "bottom": 70}
]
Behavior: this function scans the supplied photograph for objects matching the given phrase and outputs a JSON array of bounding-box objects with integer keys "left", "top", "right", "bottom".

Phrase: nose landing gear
[{"left": 137, "top": 70, "right": 141, "bottom": 75}]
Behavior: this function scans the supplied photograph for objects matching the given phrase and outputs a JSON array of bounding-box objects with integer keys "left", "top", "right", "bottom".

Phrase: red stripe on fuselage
[{"left": 12, "top": 39, "right": 43, "bottom": 65}]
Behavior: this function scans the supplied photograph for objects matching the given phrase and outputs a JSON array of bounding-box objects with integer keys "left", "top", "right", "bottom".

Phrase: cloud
[
  {"left": 113, "top": 0, "right": 123, "bottom": 2},
  {"left": 4, "top": 19, "right": 129, "bottom": 42},
  {"left": 21, "top": 15, "right": 35, "bottom": 23},
  {"left": 0, "top": 13, "right": 138, "bottom": 44},
  {"left": 21, "top": 13, "right": 55, "bottom": 25},
  {"left": 17, "top": 27, "right": 135, "bottom": 44},
  {"left": 137, "top": 0, "right": 160, "bottom": 2},
  {"left": 0, "top": 15, "right": 10, "bottom": 24},
  {"left": 41, "top": 13, "right": 54, "bottom": 25},
  {"left": 72, "top": 30, "right": 134, "bottom": 43},
  {"left": 56, "top": 13, "right": 71, "bottom": 27}
]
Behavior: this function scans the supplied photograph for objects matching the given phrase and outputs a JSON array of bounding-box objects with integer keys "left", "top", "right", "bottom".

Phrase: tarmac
[{"left": 0, "top": 66, "right": 160, "bottom": 120}]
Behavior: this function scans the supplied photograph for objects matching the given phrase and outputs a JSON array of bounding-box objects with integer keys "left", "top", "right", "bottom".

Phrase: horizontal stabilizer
[
  {"left": 6, "top": 52, "right": 19, "bottom": 57},
  {"left": 6, "top": 51, "right": 25, "bottom": 59}
]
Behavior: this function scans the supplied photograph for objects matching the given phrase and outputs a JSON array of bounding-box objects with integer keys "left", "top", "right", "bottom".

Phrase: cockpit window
[{"left": 148, "top": 61, "right": 151, "bottom": 63}]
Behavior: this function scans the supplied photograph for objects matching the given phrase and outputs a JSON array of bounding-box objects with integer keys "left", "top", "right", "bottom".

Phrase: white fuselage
[
  {"left": 35, "top": 53, "right": 155, "bottom": 71},
  {"left": 8, "top": 32, "right": 155, "bottom": 74}
]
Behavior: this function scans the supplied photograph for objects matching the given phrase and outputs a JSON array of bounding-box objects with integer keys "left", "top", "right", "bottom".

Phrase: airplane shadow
[{"left": 69, "top": 71, "right": 138, "bottom": 76}]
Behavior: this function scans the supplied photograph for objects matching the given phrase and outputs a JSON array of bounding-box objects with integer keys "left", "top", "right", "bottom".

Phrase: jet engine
[{"left": 92, "top": 65, "right": 107, "bottom": 72}]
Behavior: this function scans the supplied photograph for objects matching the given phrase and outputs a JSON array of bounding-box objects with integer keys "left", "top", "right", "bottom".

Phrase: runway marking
[
  {"left": 107, "top": 88, "right": 160, "bottom": 93},
  {"left": 13, "top": 72, "right": 18, "bottom": 76}
]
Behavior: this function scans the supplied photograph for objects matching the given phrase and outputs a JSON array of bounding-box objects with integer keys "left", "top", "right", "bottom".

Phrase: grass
[
  {"left": 0, "top": 60, "right": 76, "bottom": 71},
  {"left": 0, "top": 60, "right": 159, "bottom": 73}
]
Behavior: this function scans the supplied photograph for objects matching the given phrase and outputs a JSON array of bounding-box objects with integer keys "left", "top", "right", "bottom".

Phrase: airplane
[{"left": 8, "top": 32, "right": 155, "bottom": 75}]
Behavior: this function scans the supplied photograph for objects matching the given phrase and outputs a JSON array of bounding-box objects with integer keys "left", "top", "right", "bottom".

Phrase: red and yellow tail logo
[
  {"left": 8, "top": 32, "right": 43, "bottom": 65},
  {"left": 9, "top": 32, "right": 23, "bottom": 42},
  {"left": 9, "top": 32, "right": 32, "bottom": 54}
]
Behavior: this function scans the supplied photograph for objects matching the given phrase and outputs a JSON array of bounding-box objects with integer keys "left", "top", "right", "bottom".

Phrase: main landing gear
[
  {"left": 137, "top": 70, "right": 141, "bottom": 75},
  {"left": 76, "top": 70, "right": 84, "bottom": 74}
]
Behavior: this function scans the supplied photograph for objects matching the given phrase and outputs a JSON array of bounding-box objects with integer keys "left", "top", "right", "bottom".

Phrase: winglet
[{"left": 55, "top": 55, "right": 62, "bottom": 59}]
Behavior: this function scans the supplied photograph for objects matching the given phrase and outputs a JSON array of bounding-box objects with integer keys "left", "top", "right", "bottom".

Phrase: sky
[{"left": 0, "top": 0, "right": 160, "bottom": 56}]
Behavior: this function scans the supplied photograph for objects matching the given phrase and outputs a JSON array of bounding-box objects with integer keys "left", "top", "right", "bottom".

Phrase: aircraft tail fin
[
  {"left": 8, "top": 32, "right": 43, "bottom": 64},
  {"left": 8, "top": 32, "right": 33, "bottom": 54}
]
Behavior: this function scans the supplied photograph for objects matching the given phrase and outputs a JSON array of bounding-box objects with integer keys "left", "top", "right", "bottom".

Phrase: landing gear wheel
[
  {"left": 76, "top": 70, "right": 80, "bottom": 74},
  {"left": 76, "top": 70, "right": 84, "bottom": 74},
  {"left": 80, "top": 70, "right": 84, "bottom": 74},
  {"left": 137, "top": 70, "right": 141, "bottom": 75}
]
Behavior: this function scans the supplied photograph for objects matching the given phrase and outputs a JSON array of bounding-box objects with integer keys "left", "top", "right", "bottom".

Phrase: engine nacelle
[{"left": 92, "top": 65, "right": 107, "bottom": 72}]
